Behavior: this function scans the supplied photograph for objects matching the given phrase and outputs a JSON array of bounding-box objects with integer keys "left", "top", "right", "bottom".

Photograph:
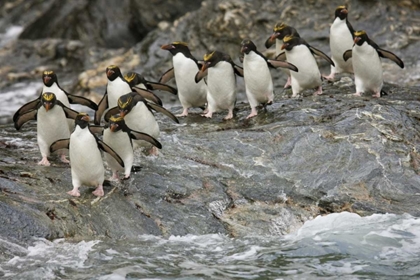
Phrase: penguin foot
[
  {"left": 323, "top": 73, "right": 335, "bottom": 81},
  {"left": 313, "top": 86, "right": 323, "bottom": 96},
  {"left": 92, "top": 185, "right": 104, "bottom": 197},
  {"left": 60, "top": 154, "right": 70, "bottom": 164},
  {"left": 38, "top": 157, "right": 51, "bottom": 166},
  {"left": 353, "top": 92, "right": 362, "bottom": 96},
  {"left": 122, "top": 175, "right": 131, "bottom": 181},
  {"left": 284, "top": 76, "right": 292, "bottom": 89},
  {"left": 246, "top": 108, "right": 258, "bottom": 119},
  {"left": 223, "top": 111, "right": 234, "bottom": 120},
  {"left": 67, "top": 189, "right": 80, "bottom": 197},
  {"left": 148, "top": 146, "right": 159, "bottom": 156},
  {"left": 109, "top": 173, "right": 119, "bottom": 182},
  {"left": 176, "top": 108, "right": 189, "bottom": 117},
  {"left": 372, "top": 92, "right": 381, "bottom": 98},
  {"left": 202, "top": 112, "right": 213, "bottom": 118}
]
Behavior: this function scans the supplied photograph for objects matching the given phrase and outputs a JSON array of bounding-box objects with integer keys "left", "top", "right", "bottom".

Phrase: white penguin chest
[
  {"left": 124, "top": 103, "right": 159, "bottom": 138},
  {"left": 286, "top": 45, "right": 321, "bottom": 90},
  {"left": 243, "top": 52, "right": 272, "bottom": 93},
  {"left": 37, "top": 106, "right": 70, "bottom": 144},
  {"left": 330, "top": 18, "right": 354, "bottom": 67},
  {"left": 107, "top": 78, "right": 132, "bottom": 108},
  {"left": 43, "top": 83, "right": 70, "bottom": 107},
  {"left": 207, "top": 62, "right": 236, "bottom": 96},
  {"left": 352, "top": 43, "right": 383, "bottom": 91}
]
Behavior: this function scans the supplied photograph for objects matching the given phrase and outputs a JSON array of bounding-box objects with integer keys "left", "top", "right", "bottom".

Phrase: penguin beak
[
  {"left": 281, "top": 43, "right": 288, "bottom": 50},
  {"left": 120, "top": 110, "right": 128, "bottom": 118},
  {"left": 43, "top": 76, "right": 51, "bottom": 84},
  {"left": 81, "top": 115, "right": 90, "bottom": 122},
  {"left": 110, "top": 123, "right": 118, "bottom": 132},
  {"left": 265, "top": 33, "right": 278, "bottom": 48},
  {"left": 354, "top": 37, "right": 361, "bottom": 44},
  {"left": 161, "top": 44, "right": 174, "bottom": 50},
  {"left": 44, "top": 102, "right": 52, "bottom": 111},
  {"left": 240, "top": 46, "right": 247, "bottom": 54},
  {"left": 106, "top": 69, "right": 114, "bottom": 77},
  {"left": 341, "top": 8, "right": 348, "bottom": 14}
]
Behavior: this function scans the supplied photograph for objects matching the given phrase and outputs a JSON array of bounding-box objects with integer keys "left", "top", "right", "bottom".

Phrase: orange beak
[
  {"left": 354, "top": 37, "right": 361, "bottom": 44},
  {"left": 161, "top": 44, "right": 173, "bottom": 50},
  {"left": 119, "top": 110, "right": 127, "bottom": 118},
  {"left": 81, "top": 115, "right": 90, "bottom": 122},
  {"left": 106, "top": 69, "right": 114, "bottom": 77},
  {"left": 43, "top": 76, "right": 51, "bottom": 84},
  {"left": 110, "top": 123, "right": 118, "bottom": 132},
  {"left": 44, "top": 102, "right": 51, "bottom": 112}
]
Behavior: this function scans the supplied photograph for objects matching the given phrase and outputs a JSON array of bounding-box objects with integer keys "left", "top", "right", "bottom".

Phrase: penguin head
[
  {"left": 240, "top": 39, "right": 257, "bottom": 55},
  {"left": 161, "top": 42, "right": 190, "bottom": 56},
  {"left": 354, "top": 30, "right": 368, "bottom": 46},
  {"left": 108, "top": 115, "right": 126, "bottom": 132},
  {"left": 75, "top": 113, "right": 90, "bottom": 129},
  {"left": 41, "top": 92, "right": 57, "bottom": 112},
  {"left": 334, "top": 5, "right": 348, "bottom": 20},
  {"left": 106, "top": 65, "right": 122, "bottom": 81},
  {"left": 281, "top": 35, "right": 300, "bottom": 51},
  {"left": 201, "top": 51, "right": 227, "bottom": 70},
  {"left": 117, "top": 92, "right": 138, "bottom": 117},
  {"left": 42, "top": 70, "right": 58, "bottom": 87},
  {"left": 123, "top": 72, "right": 145, "bottom": 88},
  {"left": 266, "top": 22, "right": 297, "bottom": 48}
]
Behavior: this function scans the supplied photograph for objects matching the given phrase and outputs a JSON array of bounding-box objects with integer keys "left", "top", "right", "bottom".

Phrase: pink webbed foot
[
  {"left": 109, "top": 171, "right": 119, "bottom": 182},
  {"left": 67, "top": 188, "right": 80, "bottom": 197},
  {"left": 148, "top": 146, "right": 159, "bottom": 156},
  {"left": 246, "top": 108, "right": 258, "bottom": 119},
  {"left": 372, "top": 92, "right": 381, "bottom": 98},
  {"left": 38, "top": 156, "right": 51, "bottom": 166},
  {"left": 353, "top": 92, "right": 362, "bottom": 96},
  {"left": 202, "top": 111, "right": 213, "bottom": 118},
  {"left": 176, "top": 108, "right": 189, "bottom": 117},
  {"left": 92, "top": 185, "right": 104, "bottom": 197},
  {"left": 60, "top": 154, "right": 70, "bottom": 164},
  {"left": 284, "top": 76, "right": 292, "bottom": 89},
  {"left": 313, "top": 86, "right": 322, "bottom": 96},
  {"left": 223, "top": 110, "right": 234, "bottom": 120},
  {"left": 323, "top": 72, "right": 335, "bottom": 81}
]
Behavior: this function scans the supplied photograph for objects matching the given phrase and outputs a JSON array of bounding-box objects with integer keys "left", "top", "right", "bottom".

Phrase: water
[{"left": 1, "top": 212, "right": 419, "bottom": 279}]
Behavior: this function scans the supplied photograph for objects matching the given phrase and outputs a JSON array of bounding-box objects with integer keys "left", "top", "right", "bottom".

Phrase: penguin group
[{"left": 12, "top": 4, "right": 404, "bottom": 197}]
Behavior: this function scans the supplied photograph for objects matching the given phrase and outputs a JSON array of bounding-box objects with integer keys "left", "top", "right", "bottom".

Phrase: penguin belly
[
  {"left": 107, "top": 78, "right": 132, "bottom": 108},
  {"left": 206, "top": 62, "right": 236, "bottom": 112},
  {"left": 352, "top": 44, "right": 383, "bottom": 94},
  {"left": 286, "top": 45, "right": 321, "bottom": 96},
  {"left": 103, "top": 129, "right": 133, "bottom": 176},
  {"left": 124, "top": 103, "right": 159, "bottom": 150},
  {"left": 243, "top": 52, "right": 274, "bottom": 108},
  {"left": 70, "top": 127, "right": 104, "bottom": 186},
  {"left": 330, "top": 18, "right": 353, "bottom": 74},
  {"left": 37, "top": 106, "right": 70, "bottom": 158},
  {"left": 173, "top": 54, "right": 207, "bottom": 109},
  {"left": 43, "top": 83, "right": 73, "bottom": 130}
]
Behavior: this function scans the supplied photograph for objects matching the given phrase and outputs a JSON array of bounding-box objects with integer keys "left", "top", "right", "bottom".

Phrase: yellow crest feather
[
  {"left": 354, "top": 30, "right": 366, "bottom": 37},
  {"left": 203, "top": 51, "right": 215, "bottom": 61},
  {"left": 118, "top": 96, "right": 132, "bottom": 109},
  {"left": 109, "top": 115, "right": 124, "bottom": 122},
  {"left": 43, "top": 70, "right": 54, "bottom": 75},
  {"left": 173, "top": 41, "right": 188, "bottom": 46},
  {"left": 283, "top": 35, "right": 294, "bottom": 43},
  {"left": 42, "top": 93, "right": 54, "bottom": 101},
  {"left": 124, "top": 72, "right": 136, "bottom": 82},
  {"left": 274, "top": 22, "right": 286, "bottom": 32}
]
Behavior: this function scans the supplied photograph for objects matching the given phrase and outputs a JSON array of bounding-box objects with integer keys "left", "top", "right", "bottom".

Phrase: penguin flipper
[
  {"left": 94, "top": 93, "right": 109, "bottom": 125},
  {"left": 14, "top": 109, "right": 37, "bottom": 130},
  {"left": 195, "top": 69, "right": 208, "bottom": 83},
  {"left": 104, "top": 106, "right": 120, "bottom": 123},
  {"left": 267, "top": 60, "right": 298, "bottom": 72},
  {"left": 343, "top": 50, "right": 352, "bottom": 62},
  {"left": 233, "top": 64, "right": 244, "bottom": 77},
  {"left": 133, "top": 87, "right": 163, "bottom": 105},
  {"left": 377, "top": 49, "right": 404, "bottom": 68},
  {"left": 97, "top": 139, "right": 124, "bottom": 168},
  {"left": 129, "top": 130, "right": 162, "bottom": 149},
  {"left": 147, "top": 103, "right": 179, "bottom": 124},
  {"left": 58, "top": 102, "right": 80, "bottom": 120},
  {"left": 67, "top": 94, "right": 98, "bottom": 111},
  {"left": 50, "top": 138, "right": 70, "bottom": 153},
  {"left": 309, "top": 46, "right": 335, "bottom": 66},
  {"left": 158, "top": 68, "right": 175, "bottom": 84},
  {"left": 13, "top": 99, "right": 40, "bottom": 122},
  {"left": 89, "top": 125, "right": 105, "bottom": 135},
  {"left": 265, "top": 36, "right": 275, "bottom": 49},
  {"left": 146, "top": 82, "right": 178, "bottom": 95},
  {"left": 274, "top": 52, "right": 287, "bottom": 61}
]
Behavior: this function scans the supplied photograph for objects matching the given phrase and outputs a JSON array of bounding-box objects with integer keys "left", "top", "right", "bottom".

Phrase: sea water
[{"left": 1, "top": 212, "right": 419, "bottom": 279}]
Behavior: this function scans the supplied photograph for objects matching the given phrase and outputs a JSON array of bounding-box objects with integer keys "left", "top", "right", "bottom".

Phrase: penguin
[
  {"left": 281, "top": 35, "right": 335, "bottom": 97},
  {"left": 160, "top": 42, "right": 208, "bottom": 117},
  {"left": 240, "top": 39, "right": 298, "bottom": 118},
  {"left": 13, "top": 70, "right": 98, "bottom": 130},
  {"left": 324, "top": 5, "right": 355, "bottom": 81},
  {"left": 13, "top": 92, "right": 79, "bottom": 166},
  {"left": 95, "top": 65, "right": 162, "bottom": 124},
  {"left": 195, "top": 50, "right": 243, "bottom": 120},
  {"left": 265, "top": 22, "right": 301, "bottom": 88},
  {"left": 104, "top": 92, "right": 178, "bottom": 154},
  {"left": 343, "top": 30, "right": 404, "bottom": 97},
  {"left": 90, "top": 115, "right": 162, "bottom": 180},
  {"left": 50, "top": 113, "right": 124, "bottom": 197}
]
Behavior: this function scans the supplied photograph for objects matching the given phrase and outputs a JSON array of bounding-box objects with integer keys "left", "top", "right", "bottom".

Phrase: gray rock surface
[{"left": 0, "top": 0, "right": 419, "bottom": 245}]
